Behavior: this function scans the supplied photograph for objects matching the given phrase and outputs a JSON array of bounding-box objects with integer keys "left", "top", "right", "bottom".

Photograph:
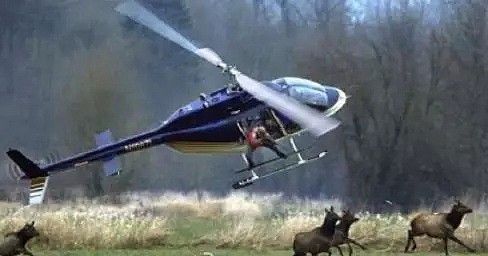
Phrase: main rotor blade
[
  {"left": 115, "top": 0, "right": 226, "bottom": 68},
  {"left": 234, "top": 72, "right": 341, "bottom": 136},
  {"left": 115, "top": 0, "right": 341, "bottom": 137}
]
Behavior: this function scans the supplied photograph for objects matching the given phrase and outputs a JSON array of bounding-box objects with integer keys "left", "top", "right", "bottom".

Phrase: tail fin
[
  {"left": 6, "top": 149, "right": 49, "bottom": 205},
  {"left": 95, "top": 129, "right": 122, "bottom": 176},
  {"left": 6, "top": 149, "right": 48, "bottom": 179}
]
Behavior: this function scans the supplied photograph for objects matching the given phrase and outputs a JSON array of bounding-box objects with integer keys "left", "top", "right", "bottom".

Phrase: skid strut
[
  {"left": 268, "top": 109, "right": 305, "bottom": 163},
  {"left": 289, "top": 137, "right": 305, "bottom": 163}
]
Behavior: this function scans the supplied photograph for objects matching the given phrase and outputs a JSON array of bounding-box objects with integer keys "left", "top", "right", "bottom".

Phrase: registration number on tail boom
[{"left": 124, "top": 139, "right": 152, "bottom": 151}]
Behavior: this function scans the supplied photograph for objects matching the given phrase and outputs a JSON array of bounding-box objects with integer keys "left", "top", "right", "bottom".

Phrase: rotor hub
[{"left": 221, "top": 64, "right": 241, "bottom": 90}]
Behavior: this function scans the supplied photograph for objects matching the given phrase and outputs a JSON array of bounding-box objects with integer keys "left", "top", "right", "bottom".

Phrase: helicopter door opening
[
  {"left": 235, "top": 110, "right": 287, "bottom": 169},
  {"left": 235, "top": 110, "right": 285, "bottom": 141},
  {"left": 235, "top": 109, "right": 306, "bottom": 164},
  {"left": 265, "top": 109, "right": 305, "bottom": 162},
  {"left": 266, "top": 109, "right": 288, "bottom": 138}
]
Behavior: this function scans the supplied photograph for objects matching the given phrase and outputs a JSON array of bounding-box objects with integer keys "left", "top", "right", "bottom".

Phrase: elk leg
[
  {"left": 19, "top": 247, "right": 34, "bottom": 256},
  {"left": 448, "top": 235, "right": 476, "bottom": 253},
  {"left": 404, "top": 230, "right": 413, "bottom": 252},
  {"left": 443, "top": 237, "right": 449, "bottom": 256},
  {"left": 347, "top": 238, "right": 366, "bottom": 250},
  {"left": 336, "top": 245, "right": 345, "bottom": 256},
  {"left": 411, "top": 237, "right": 417, "bottom": 251},
  {"left": 347, "top": 242, "right": 353, "bottom": 256}
]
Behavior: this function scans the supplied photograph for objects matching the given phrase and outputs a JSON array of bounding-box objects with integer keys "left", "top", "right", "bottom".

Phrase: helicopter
[{"left": 6, "top": 0, "right": 348, "bottom": 205}]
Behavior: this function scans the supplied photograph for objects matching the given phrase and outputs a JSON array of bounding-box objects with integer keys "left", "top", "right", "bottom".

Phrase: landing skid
[
  {"left": 234, "top": 144, "right": 314, "bottom": 174},
  {"left": 232, "top": 151, "right": 327, "bottom": 189}
]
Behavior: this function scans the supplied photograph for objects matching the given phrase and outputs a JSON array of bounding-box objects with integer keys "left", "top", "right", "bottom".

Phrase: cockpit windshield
[{"left": 272, "top": 77, "right": 329, "bottom": 106}]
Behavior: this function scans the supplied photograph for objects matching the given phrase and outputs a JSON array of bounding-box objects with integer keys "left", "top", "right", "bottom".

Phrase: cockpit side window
[
  {"left": 262, "top": 80, "right": 286, "bottom": 92},
  {"left": 288, "top": 86, "right": 328, "bottom": 106},
  {"left": 272, "top": 78, "right": 287, "bottom": 85},
  {"left": 273, "top": 77, "right": 324, "bottom": 90}
]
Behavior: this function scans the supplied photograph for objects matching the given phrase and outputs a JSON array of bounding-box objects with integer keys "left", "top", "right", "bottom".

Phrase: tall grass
[{"left": 1, "top": 191, "right": 487, "bottom": 252}]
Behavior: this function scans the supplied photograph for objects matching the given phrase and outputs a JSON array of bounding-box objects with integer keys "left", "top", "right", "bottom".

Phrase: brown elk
[
  {"left": 404, "top": 200, "right": 476, "bottom": 255},
  {"left": 0, "top": 221, "right": 39, "bottom": 256},
  {"left": 292, "top": 206, "right": 341, "bottom": 256},
  {"left": 329, "top": 209, "right": 366, "bottom": 256}
]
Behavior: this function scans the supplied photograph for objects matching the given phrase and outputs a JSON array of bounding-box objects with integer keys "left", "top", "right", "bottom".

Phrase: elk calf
[
  {"left": 0, "top": 221, "right": 39, "bottom": 256},
  {"left": 404, "top": 200, "right": 475, "bottom": 256},
  {"left": 292, "top": 206, "right": 341, "bottom": 256},
  {"left": 330, "top": 209, "right": 366, "bottom": 256}
]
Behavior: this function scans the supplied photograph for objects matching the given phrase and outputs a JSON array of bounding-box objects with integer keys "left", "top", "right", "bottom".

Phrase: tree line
[{"left": 0, "top": 0, "right": 486, "bottom": 211}]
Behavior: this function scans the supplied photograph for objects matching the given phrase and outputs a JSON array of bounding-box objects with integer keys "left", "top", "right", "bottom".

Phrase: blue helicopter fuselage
[
  {"left": 6, "top": 0, "right": 350, "bottom": 184},
  {"left": 158, "top": 77, "right": 347, "bottom": 153},
  {"left": 34, "top": 76, "right": 347, "bottom": 174}
]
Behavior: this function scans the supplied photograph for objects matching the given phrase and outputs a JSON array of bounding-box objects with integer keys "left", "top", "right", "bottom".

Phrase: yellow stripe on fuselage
[
  {"left": 165, "top": 132, "right": 302, "bottom": 154},
  {"left": 165, "top": 86, "right": 347, "bottom": 155},
  {"left": 165, "top": 141, "right": 247, "bottom": 154}
]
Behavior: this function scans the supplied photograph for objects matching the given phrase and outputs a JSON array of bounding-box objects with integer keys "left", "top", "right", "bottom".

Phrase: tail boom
[
  {"left": 6, "top": 131, "right": 165, "bottom": 180},
  {"left": 41, "top": 130, "right": 163, "bottom": 174},
  {"left": 6, "top": 132, "right": 163, "bottom": 205}
]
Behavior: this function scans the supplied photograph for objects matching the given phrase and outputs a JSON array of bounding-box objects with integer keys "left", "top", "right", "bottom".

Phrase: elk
[
  {"left": 292, "top": 206, "right": 341, "bottom": 256},
  {"left": 329, "top": 209, "right": 366, "bottom": 256},
  {"left": 404, "top": 200, "right": 476, "bottom": 256},
  {"left": 0, "top": 221, "right": 39, "bottom": 256}
]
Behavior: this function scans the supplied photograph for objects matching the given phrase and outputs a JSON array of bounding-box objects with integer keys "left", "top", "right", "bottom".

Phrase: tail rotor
[
  {"left": 7, "top": 162, "right": 23, "bottom": 182},
  {"left": 6, "top": 150, "right": 61, "bottom": 182}
]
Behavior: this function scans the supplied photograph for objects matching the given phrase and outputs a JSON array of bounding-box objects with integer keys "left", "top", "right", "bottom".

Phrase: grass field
[
  {"left": 0, "top": 191, "right": 487, "bottom": 254},
  {"left": 16, "top": 248, "right": 488, "bottom": 256}
]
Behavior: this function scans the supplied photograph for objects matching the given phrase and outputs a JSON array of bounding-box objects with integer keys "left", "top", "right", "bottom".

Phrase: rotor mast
[
  {"left": 221, "top": 64, "right": 241, "bottom": 91},
  {"left": 195, "top": 47, "right": 240, "bottom": 91}
]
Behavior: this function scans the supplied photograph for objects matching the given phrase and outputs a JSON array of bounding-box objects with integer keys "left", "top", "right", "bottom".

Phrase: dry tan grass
[
  {"left": 0, "top": 200, "right": 170, "bottom": 249},
  {"left": 0, "top": 191, "right": 487, "bottom": 252},
  {"left": 121, "top": 191, "right": 283, "bottom": 218}
]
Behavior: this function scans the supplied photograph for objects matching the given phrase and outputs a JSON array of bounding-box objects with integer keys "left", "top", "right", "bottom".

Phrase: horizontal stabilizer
[
  {"left": 102, "top": 156, "right": 122, "bottom": 176},
  {"left": 95, "top": 129, "right": 115, "bottom": 148},
  {"left": 29, "top": 176, "right": 49, "bottom": 205},
  {"left": 6, "top": 149, "right": 48, "bottom": 179},
  {"left": 94, "top": 129, "right": 122, "bottom": 176}
]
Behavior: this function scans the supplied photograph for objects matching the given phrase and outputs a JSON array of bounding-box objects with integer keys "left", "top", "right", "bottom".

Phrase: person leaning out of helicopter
[{"left": 243, "top": 117, "right": 287, "bottom": 169}]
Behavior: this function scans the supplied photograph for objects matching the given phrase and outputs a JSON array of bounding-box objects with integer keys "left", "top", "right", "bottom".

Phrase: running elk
[
  {"left": 330, "top": 209, "right": 366, "bottom": 256},
  {"left": 404, "top": 200, "right": 475, "bottom": 255},
  {"left": 0, "top": 221, "right": 39, "bottom": 256},
  {"left": 292, "top": 206, "right": 341, "bottom": 256}
]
